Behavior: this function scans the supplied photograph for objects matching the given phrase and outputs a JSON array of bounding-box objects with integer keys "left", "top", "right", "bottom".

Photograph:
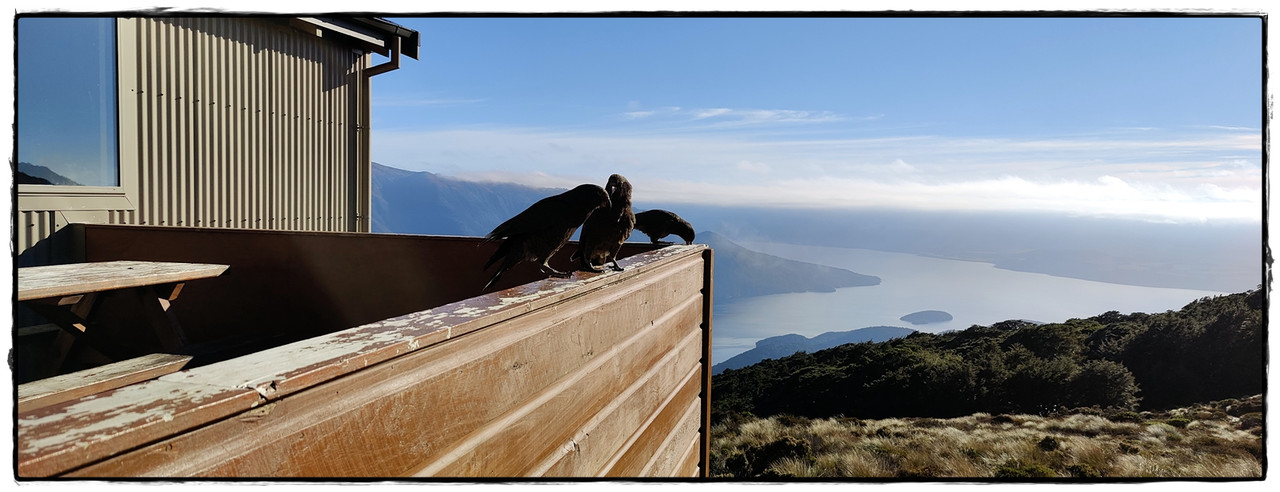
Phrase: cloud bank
[{"left": 372, "top": 124, "right": 1262, "bottom": 224}]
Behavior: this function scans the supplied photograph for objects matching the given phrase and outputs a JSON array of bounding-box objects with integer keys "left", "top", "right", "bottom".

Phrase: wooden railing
[{"left": 15, "top": 226, "right": 713, "bottom": 478}]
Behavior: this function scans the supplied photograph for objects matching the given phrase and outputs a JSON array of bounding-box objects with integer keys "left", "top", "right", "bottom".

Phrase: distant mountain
[
  {"left": 370, "top": 163, "right": 880, "bottom": 306},
  {"left": 700, "top": 230, "right": 880, "bottom": 302},
  {"left": 370, "top": 162, "right": 560, "bottom": 236},
  {"left": 17, "top": 162, "right": 80, "bottom": 186},
  {"left": 712, "top": 326, "right": 914, "bottom": 374}
]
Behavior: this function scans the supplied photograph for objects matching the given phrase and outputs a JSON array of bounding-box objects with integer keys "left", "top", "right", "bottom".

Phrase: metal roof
[{"left": 293, "top": 16, "right": 420, "bottom": 60}]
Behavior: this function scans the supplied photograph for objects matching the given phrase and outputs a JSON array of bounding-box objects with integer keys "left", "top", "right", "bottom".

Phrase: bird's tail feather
[
  {"left": 483, "top": 269, "right": 504, "bottom": 291},
  {"left": 483, "top": 242, "right": 509, "bottom": 271}
]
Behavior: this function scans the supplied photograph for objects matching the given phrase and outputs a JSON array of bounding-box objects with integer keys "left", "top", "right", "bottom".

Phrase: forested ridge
[{"left": 712, "top": 288, "right": 1265, "bottom": 421}]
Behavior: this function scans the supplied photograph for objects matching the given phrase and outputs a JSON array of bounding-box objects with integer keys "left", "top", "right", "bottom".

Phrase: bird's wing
[{"left": 485, "top": 195, "right": 578, "bottom": 240}]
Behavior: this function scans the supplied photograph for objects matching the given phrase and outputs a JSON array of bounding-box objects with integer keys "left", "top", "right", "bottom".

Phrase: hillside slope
[
  {"left": 371, "top": 162, "right": 560, "bottom": 236},
  {"left": 712, "top": 289, "right": 1264, "bottom": 420},
  {"left": 370, "top": 163, "right": 881, "bottom": 305},
  {"left": 700, "top": 231, "right": 880, "bottom": 301},
  {"left": 712, "top": 326, "right": 914, "bottom": 374}
]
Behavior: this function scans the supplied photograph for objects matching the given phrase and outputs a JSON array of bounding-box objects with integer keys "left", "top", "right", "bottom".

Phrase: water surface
[{"left": 712, "top": 241, "right": 1231, "bottom": 365}]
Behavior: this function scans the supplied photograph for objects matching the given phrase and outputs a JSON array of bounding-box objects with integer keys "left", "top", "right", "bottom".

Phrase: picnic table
[{"left": 17, "top": 260, "right": 229, "bottom": 370}]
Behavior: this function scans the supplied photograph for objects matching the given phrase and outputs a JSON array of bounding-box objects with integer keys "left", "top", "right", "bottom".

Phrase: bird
[
  {"left": 571, "top": 174, "right": 635, "bottom": 273},
  {"left": 633, "top": 209, "right": 696, "bottom": 245},
  {"left": 481, "top": 184, "right": 611, "bottom": 291}
]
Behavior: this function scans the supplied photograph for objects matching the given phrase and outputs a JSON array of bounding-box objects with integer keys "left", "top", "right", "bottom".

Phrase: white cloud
[
  {"left": 620, "top": 105, "right": 850, "bottom": 127},
  {"left": 735, "top": 160, "right": 771, "bottom": 173},
  {"left": 371, "top": 125, "right": 1263, "bottom": 224},
  {"left": 628, "top": 175, "right": 1260, "bottom": 223},
  {"left": 451, "top": 170, "right": 584, "bottom": 190},
  {"left": 693, "top": 108, "right": 733, "bottom": 119},
  {"left": 739, "top": 109, "right": 843, "bottom": 124},
  {"left": 889, "top": 159, "right": 918, "bottom": 174}
]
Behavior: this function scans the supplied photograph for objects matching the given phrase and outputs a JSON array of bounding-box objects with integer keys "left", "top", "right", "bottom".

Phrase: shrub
[
  {"left": 710, "top": 399, "right": 1263, "bottom": 479},
  {"left": 1108, "top": 411, "right": 1143, "bottom": 423},
  {"left": 728, "top": 435, "right": 814, "bottom": 477},
  {"left": 995, "top": 460, "right": 1057, "bottom": 478},
  {"left": 723, "top": 450, "right": 751, "bottom": 477},
  {"left": 1066, "top": 464, "right": 1102, "bottom": 478},
  {"left": 762, "top": 456, "right": 815, "bottom": 478},
  {"left": 1237, "top": 412, "right": 1263, "bottom": 430},
  {"left": 1226, "top": 399, "right": 1264, "bottom": 417},
  {"left": 775, "top": 413, "right": 812, "bottom": 428},
  {"left": 912, "top": 417, "right": 947, "bottom": 428},
  {"left": 896, "top": 464, "right": 939, "bottom": 478},
  {"left": 992, "top": 414, "right": 1017, "bottom": 424}
]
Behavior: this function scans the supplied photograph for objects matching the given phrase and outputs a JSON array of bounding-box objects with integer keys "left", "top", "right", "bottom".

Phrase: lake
[{"left": 712, "top": 241, "right": 1234, "bottom": 365}]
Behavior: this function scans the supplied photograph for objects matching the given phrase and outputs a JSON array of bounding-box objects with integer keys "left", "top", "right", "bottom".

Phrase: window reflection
[{"left": 17, "top": 17, "right": 119, "bottom": 187}]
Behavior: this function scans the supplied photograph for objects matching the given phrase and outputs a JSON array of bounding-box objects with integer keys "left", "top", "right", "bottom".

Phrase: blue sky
[{"left": 369, "top": 14, "right": 1264, "bottom": 223}]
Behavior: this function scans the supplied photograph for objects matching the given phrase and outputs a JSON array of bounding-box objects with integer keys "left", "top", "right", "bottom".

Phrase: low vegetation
[
  {"left": 710, "top": 395, "right": 1264, "bottom": 478},
  {"left": 713, "top": 289, "right": 1264, "bottom": 420},
  {"left": 709, "top": 288, "right": 1266, "bottom": 479}
]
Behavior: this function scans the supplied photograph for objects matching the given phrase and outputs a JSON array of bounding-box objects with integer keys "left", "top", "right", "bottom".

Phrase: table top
[{"left": 17, "top": 260, "right": 230, "bottom": 301}]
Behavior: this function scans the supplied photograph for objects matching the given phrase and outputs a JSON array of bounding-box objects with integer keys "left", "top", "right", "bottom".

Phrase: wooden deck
[{"left": 15, "top": 227, "right": 712, "bottom": 478}]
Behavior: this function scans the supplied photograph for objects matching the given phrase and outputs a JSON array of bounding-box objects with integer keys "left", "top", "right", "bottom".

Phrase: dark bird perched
[
  {"left": 481, "top": 184, "right": 611, "bottom": 291},
  {"left": 633, "top": 209, "right": 696, "bottom": 245},
  {"left": 571, "top": 174, "right": 635, "bottom": 273}
]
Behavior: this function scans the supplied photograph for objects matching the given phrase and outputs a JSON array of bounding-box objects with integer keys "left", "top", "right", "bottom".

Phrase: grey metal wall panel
[
  {"left": 17, "top": 17, "right": 371, "bottom": 259},
  {"left": 129, "top": 17, "right": 365, "bottom": 232}
]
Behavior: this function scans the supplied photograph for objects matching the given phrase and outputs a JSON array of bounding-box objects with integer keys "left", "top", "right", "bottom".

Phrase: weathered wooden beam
[
  {"left": 17, "top": 353, "right": 194, "bottom": 413},
  {"left": 17, "top": 261, "right": 228, "bottom": 302},
  {"left": 16, "top": 380, "right": 262, "bottom": 477},
  {"left": 37, "top": 245, "right": 710, "bottom": 478}
]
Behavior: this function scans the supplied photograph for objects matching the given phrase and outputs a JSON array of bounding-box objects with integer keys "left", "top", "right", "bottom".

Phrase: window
[
  {"left": 17, "top": 17, "right": 136, "bottom": 212},
  {"left": 17, "top": 17, "right": 119, "bottom": 187}
]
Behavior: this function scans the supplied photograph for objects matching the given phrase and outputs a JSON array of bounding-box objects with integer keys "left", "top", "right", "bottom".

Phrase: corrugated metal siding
[
  {"left": 16, "top": 210, "right": 133, "bottom": 267},
  {"left": 17, "top": 212, "right": 59, "bottom": 258},
  {"left": 16, "top": 17, "right": 370, "bottom": 258},
  {"left": 130, "top": 17, "right": 364, "bottom": 231}
]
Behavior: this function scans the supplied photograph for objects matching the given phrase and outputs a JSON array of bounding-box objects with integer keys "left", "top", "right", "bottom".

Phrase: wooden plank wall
[
  {"left": 18, "top": 242, "right": 712, "bottom": 478},
  {"left": 71, "top": 224, "right": 663, "bottom": 367}
]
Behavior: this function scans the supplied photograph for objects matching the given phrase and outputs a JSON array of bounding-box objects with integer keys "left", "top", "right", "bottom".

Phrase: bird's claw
[{"left": 541, "top": 265, "right": 574, "bottom": 279}]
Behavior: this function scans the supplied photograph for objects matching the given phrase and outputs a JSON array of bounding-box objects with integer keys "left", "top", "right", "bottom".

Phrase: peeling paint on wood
[
  {"left": 17, "top": 380, "right": 261, "bottom": 477},
  {"left": 17, "top": 261, "right": 229, "bottom": 301},
  {"left": 161, "top": 245, "right": 706, "bottom": 401},
  {"left": 18, "top": 243, "right": 710, "bottom": 478},
  {"left": 17, "top": 353, "right": 193, "bottom": 413}
]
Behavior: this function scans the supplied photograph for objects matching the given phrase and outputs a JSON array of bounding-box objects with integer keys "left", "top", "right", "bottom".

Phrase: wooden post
[{"left": 700, "top": 247, "right": 714, "bottom": 478}]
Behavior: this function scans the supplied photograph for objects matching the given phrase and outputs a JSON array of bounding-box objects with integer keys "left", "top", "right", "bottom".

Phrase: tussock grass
[{"left": 710, "top": 395, "right": 1264, "bottom": 479}]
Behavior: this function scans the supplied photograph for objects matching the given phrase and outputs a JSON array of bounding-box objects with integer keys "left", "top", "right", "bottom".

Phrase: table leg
[
  {"left": 131, "top": 283, "right": 190, "bottom": 352},
  {"left": 22, "top": 293, "right": 127, "bottom": 371}
]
